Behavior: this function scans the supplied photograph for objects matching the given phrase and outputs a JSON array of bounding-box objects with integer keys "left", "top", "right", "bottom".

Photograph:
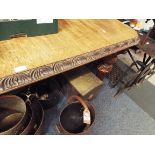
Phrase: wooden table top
[{"left": 0, "top": 19, "right": 139, "bottom": 94}]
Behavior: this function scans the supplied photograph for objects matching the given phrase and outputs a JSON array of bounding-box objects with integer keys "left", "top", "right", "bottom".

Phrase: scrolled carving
[
  {"left": 1, "top": 73, "right": 31, "bottom": 91},
  {"left": 0, "top": 37, "right": 140, "bottom": 95},
  {"left": 30, "top": 65, "right": 54, "bottom": 80}
]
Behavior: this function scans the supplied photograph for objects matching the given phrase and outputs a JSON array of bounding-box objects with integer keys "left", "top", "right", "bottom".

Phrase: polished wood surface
[
  {"left": 0, "top": 19, "right": 138, "bottom": 78},
  {"left": 0, "top": 19, "right": 139, "bottom": 94}
]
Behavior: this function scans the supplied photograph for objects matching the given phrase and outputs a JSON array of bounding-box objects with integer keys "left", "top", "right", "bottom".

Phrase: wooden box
[{"left": 63, "top": 67, "right": 103, "bottom": 100}]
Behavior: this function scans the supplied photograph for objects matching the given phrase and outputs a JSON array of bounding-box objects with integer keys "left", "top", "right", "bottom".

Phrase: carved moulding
[{"left": 0, "top": 37, "right": 140, "bottom": 95}]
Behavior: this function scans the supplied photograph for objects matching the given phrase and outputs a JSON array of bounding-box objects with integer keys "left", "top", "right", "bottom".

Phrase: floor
[
  {"left": 118, "top": 51, "right": 155, "bottom": 120},
  {"left": 91, "top": 79, "right": 155, "bottom": 134},
  {"left": 43, "top": 78, "right": 155, "bottom": 135}
]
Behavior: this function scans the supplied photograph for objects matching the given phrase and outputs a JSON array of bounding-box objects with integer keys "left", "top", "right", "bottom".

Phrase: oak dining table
[{"left": 0, "top": 19, "right": 139, "bottom": 95}]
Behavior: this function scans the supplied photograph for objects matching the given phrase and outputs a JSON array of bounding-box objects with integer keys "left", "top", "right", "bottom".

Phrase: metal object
[
  {"left": 115, "top": 58, "right": 155, "bottom": 96},
  {"left": 109, "top": 64, "right": 122, "bottom": 88},
  {"left": 19, "top": 92, "right": 44, "bottom": 135},
  {"left": 0, "top": 113, "right": 22, "bottom": 132},
  {"left": 114, "top": 25, "right": 155, "bottom": 96},
  {"left": 58, "top": 96, "right": 95, "bottom": 135},
  {"left": 23, "top": 97, "right": 44, "bottom": 135},
  {"left": 0, "top": 95, "right": 29, "bottom": 135},
  {"left": 31, "top": 79, "right": 63, "bottom": 109},
  {"left": 128, "top": 50, "right": 140, "bottom": 70},
  {"left": 20, "top": 99, "right": 36, "bottom": 135},
  {"left": 33, "top": 100, "right": 44, "bottom": 135}
]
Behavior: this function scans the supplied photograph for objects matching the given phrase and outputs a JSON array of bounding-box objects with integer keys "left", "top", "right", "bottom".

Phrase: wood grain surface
[{"left": 0, "top": 19, "right": 139, "bottom": 94}]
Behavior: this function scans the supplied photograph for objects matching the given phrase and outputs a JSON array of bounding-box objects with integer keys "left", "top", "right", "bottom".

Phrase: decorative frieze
[{"left": 0, "top": 37, "right": 140, "bottom": 95}]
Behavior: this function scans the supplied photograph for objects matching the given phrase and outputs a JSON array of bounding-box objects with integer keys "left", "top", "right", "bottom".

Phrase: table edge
[{"left": 0, "top": 37, "right": 140, "bottom": 95}]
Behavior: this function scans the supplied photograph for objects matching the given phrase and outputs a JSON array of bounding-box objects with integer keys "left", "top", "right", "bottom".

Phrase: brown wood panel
[{"left": 0, "top": 19, "right": 139, "bottom": 94}]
